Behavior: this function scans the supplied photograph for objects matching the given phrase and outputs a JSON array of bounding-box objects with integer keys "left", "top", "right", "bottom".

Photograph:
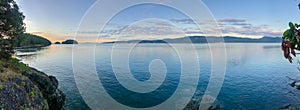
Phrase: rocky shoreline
[
  {"left": 22, "top": 67, "right": 66, "bottom": 110},
  {"left": 0, "top": 59, "right": 66, "bottom": 110}
]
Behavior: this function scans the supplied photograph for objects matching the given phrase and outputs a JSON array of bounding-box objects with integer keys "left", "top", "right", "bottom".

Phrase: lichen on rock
[
  {"left": 0, "top": 58, "right": 66, "bottom": 110},
  {"left": 22, "top": 67, "right": 66, "bottom": 110},
  {"left": 0, "top": 75, "right": 48, "bottom": 110}
]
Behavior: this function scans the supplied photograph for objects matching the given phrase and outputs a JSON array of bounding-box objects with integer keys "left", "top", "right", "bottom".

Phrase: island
[
  {"left": 61, "top": 39, "right": 78, "bottom": 44},
  {"left": 14, "top": 33, "right": 52, "bottom": 49},
  {"left": 103, "top": 36, "right": 282, "bottom": 44},
  {"left": 54, "top": 42, "right": 61, "bottom": 44}
]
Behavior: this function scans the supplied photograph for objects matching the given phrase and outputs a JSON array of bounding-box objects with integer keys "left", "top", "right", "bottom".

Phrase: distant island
[
  {"left": 54, "top": 39, "right": 78, "bottom": 44},
  {"left": 57, "top": 39, "right": 79, "bottom": 44},
  {"left": 103, "top": 36, "right": 282, "bottom": 44}
]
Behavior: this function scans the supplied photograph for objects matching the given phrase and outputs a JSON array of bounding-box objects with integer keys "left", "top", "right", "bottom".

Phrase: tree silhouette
[{"left": 0, "top": 0, "right": 25, "bottom": 59}]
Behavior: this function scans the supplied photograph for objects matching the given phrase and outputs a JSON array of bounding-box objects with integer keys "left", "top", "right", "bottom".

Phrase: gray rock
[
  {"left": 0, "top": 76, "right": 48, "bottom": 110},
  {"left": 22, "top": 67, "right": 66, "bottom": 110}
]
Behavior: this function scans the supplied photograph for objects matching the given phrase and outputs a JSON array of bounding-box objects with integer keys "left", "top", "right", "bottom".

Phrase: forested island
[
  {"left": 14, "top": 33, "right": 51, "bottom": 49},
  {"left": 62, "top": 39, "right": 78, "bottom": 44},
  {"left": 54, "top": 39, "right": 78, "bottom": 44}
]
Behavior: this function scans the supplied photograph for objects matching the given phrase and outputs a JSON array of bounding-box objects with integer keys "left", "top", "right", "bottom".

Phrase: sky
[{"left": 15, "top": 0, "right": 300, "bottom": 42}]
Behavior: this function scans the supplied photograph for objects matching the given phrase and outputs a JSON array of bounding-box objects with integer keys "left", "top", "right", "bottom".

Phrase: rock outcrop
[
  {"left": 290, "top": 80, "right": 300, "bottom": 90},
  {"left": 0, "top": 75, "right": 48, "bottom": 110},
  {"left": 0, "top": 60, "right": 66, "bottom": 110},
  {"left": 22, "top": 67, "right": 66, "bottom": 110}
]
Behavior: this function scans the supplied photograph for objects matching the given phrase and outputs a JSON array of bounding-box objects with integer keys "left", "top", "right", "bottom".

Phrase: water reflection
[{"left": 16, "top": 43, "right": 300, "bottom": 109}]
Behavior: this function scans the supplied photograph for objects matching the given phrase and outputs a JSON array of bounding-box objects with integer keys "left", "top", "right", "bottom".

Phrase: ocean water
[{"left": 16, "top": 43, "right": 300, "bottom": 110}]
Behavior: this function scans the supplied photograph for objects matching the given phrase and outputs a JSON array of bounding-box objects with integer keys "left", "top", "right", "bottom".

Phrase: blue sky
[{"left": 15, "top": 0, "right": 300, "bottom": 42}]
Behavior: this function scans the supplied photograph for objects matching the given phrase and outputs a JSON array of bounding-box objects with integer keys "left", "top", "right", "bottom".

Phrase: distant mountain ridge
[{"left": 103, "top": 36, "right": 282, "bottom": 44}]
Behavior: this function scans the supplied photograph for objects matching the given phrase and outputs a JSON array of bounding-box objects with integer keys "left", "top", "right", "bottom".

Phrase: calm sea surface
[{"left": 16, "top": 43, "right": 300, "bottom": 110}]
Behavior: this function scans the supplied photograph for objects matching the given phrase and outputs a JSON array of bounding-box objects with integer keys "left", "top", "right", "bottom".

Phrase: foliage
[
  {"left": 281, "top": 23, "right": 299, "bottom": 63},
  {"left": 0, "top": 0, "right": 25, "bottom": 59},
  {"left": 7, "top": 58, "right": 31, "bottom": 72},
  {"left": 29, "top": 91, "right": 35, "bottom": 98},
  {"left": 14, "top": 33, "right": 51, "bottom": 47},
  {"left": 0, "top": 58, "right": 31, "bottom": 73},
  {"left": 281, "top": 4, "right": 300, "bottom": 63}
]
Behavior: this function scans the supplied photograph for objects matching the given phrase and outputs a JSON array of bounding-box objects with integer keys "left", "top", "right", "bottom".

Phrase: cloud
[
  {"left": 170, "top": 19, "right": 195, "bottom": 24},
  {"left": 114, "top": 19, "right": 185, "bottom": 41},
  {"left": 82, "top": 19, "right": 186, "bottom": 41},
  {"left": 217, "top": 18, "right": 254, "bottom": 27},
  {"left": 76, "top": 31, "right": 99, "bottom": 34},
  {"left": 182, "top": 28, "right": 204, "bottom": 35},
  {"left": 73, "top": 18, "right": 282, "bottom": 42},
  {"left": 218, "top": 18, "right": 246, "bottom": 23},
  {"left": 231, "top": 22, "right": 252, "bottom": 26},
  {"left": 175, "top": 18, "right": 282, "bottom": 37},
  {"left": 219, "top": 22, "right": 282, "bottom": 37}
]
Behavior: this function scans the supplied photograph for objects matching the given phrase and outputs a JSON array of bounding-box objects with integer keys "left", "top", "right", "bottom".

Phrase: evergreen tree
[{"left": 0, "top": 0, "right": 25, "bottom": 59}]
